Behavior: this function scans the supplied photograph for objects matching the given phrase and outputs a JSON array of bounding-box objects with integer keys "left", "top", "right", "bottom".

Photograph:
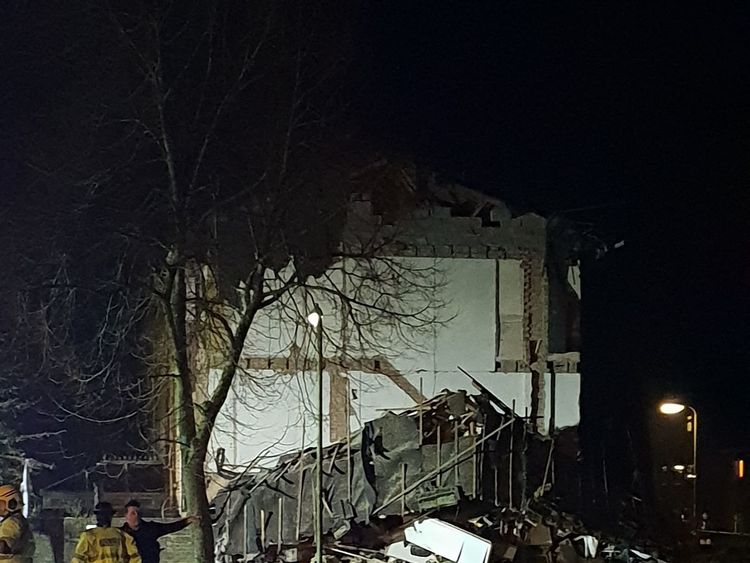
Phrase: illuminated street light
[
  {"left": 658, "top": 398, "right": 699, "bottom": 521},
  {"left": 307, "top": 311, "right": 321, "bottom": 328},
  {"left": 673, "top": 464, "right": 686, "bottom": 472},
  {"left": 659, "top": 401, "right": 686, "bottom": 415},
  {"left": 307, "top": 305, "right": 324, "bottom": 563}
]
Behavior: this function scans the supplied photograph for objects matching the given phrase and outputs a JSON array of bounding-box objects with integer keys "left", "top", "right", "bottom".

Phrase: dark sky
[{"left": 357, "top": 3, "right": 750, "bottom": 449}]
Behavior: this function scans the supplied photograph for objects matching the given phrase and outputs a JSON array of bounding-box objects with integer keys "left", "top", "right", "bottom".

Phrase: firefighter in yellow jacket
[
  {"left": 0, "top": 484, "right": 34, "bottom": 563},
  {"left": 72, "top": 502, "right": 141, "bottom": 563}
]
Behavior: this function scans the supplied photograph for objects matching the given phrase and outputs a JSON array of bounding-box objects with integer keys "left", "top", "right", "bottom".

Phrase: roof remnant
[{"left": 212, "top": 385, "right": 670, "bottom": 563}]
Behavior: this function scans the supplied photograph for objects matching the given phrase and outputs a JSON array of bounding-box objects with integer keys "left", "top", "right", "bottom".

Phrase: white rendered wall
[
  {"left": 207, "top": 257, "right": 580, "bottom": 469},
  {"left": 209, "top": 368, "right": 581, "bottom": 469}
]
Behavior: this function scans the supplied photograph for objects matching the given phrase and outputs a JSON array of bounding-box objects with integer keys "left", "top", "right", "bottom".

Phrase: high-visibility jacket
[
  {"left": 72, "top": 526, "right": 141, "bottom": 563},
  {"left": 0, "top": 513, "right": 34, "bottom": 562}
]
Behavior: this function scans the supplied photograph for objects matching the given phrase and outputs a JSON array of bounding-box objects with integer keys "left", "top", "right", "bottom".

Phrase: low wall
[{"left": 58, "top": 517, "right": 195, "bottom": 563}]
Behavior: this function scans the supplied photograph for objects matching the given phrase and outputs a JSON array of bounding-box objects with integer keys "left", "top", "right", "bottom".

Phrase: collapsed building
[
  {"left": 140, "top": 164, "right": 667, "bottom": 559},
  {"left": 212, "top": 383, "right": 666, "bottom": 563},
  {"left": 188, "top": 168, "right": 652, "bottom": 560}
]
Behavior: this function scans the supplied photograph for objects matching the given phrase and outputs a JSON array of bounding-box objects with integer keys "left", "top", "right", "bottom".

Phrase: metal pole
[
  {"left": 436, "top": 425, "right": 442, "bottom": 486},
  {"left": 477, "top": 422, "right": 485, "bottom": 500},
  {"left": 311, "top": 474, "right": 316, "bottom": 536},
  {"left": 295, "top": 465, "right": 304, "bottom": 541},
  {"left": 521, "top": 407, "right": 528, "bottom": 508},
  {"left": 315, "top": 312, "right": 324, "bottom": 563},
  {"left": 261, "top": 509, "right": 267, "bottom": 549},
  {"left": 548, "top": 361, "right": 556, "bottom": 433},
  {"left": 278, "top": 497, "right": 283, "bottom": 549},
  {"left": 240, "top": 496, "right": 246, "bottom": 555},
  {"left": 418, "top": 377, "right": 424, "bottom": 445},
  {"left": 454, "top": 421, "right": 460, "bottom": 485},
  {"left": 509, "top": 400, "right": 515, "bottom": 508},
  {"left": 471, "top": 433, "right": 477, "bottom": 499},
  {"left": 346, "top": 377, "right": 352, "bottom": 504},
  {"left": 298, "top": 419, "right": 307, "bottom": 530},
  {"left": 400, "top": 463, "right": 407, "bottom": 517},
  {"left": 493, "top": 466, "right": 498, "bottom": 506},
  {"left": 690, "top": 406, "right": 698, "bottom": 521}
]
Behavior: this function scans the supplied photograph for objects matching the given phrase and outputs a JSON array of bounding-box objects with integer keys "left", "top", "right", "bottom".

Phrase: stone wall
[
  {"left": 157, "top": 525, "right": 196, "bottom": 563},
  {"left": 30, "top": 532, "right": 54, "bottom": 563},
  {"left": 61, "top": 518, "right": 88, "bottom": 563}
]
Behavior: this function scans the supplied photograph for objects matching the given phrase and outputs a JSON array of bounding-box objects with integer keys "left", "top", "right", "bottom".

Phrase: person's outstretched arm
[{"left": 153, "top": 515, "right": 200, "bottom": 538}]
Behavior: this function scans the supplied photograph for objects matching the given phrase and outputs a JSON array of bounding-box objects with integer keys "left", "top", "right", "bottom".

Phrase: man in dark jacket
[{"left": 120, "top": 499, "right": 199, "bottom": 563}]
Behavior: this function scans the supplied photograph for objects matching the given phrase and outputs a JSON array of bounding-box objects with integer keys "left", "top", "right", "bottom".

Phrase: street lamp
[
  {"left": 659, "top": 402, "right": 686, "bottom": 415},
  {"left": 307, "top": 305, "right": 324, "bottom": 563},
  {"left": 307, "top": 311, "right": 321, "bottom": 328},
  {"left": 658, "top": 399, "right": 698, "bottom": 521}
]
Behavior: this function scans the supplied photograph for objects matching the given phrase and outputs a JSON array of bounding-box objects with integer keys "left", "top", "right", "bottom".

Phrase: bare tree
[{"left": 6, "top": 1, "right": 445, "bottom": 560}]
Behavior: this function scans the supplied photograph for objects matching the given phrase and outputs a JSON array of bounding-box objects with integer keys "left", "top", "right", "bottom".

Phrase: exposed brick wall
[
  {"left": 522, "top": 252, "right": 549, "bottom": 432},
  {"left": 328, "top": 365, "right": 348, "bottom": 442}
]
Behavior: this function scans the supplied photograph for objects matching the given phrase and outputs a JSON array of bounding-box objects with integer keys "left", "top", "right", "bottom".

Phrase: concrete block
[
  {"left": 469, "top": 246, "right": 487, "bottom": 258},
  {"left": 486, "top": 247, "right": 507, "bottom": 259},
  {"left": 434, "top": 245, "right": 453, "bottom": 257},
  {"left": 417, "top": 245, "right": 436, "bottom": 257},
  {"left": 452, "top": 245, "right": 470, "bottom": 258}
]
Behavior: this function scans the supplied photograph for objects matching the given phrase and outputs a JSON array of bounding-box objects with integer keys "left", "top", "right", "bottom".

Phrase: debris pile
[{"left": 212, "top": 381, "right": 667, "bottom": 562}]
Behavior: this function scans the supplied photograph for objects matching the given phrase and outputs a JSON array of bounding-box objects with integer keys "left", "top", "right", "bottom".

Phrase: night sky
[{"left": 357, "top": 3, "right": 750, "bottom": 451}]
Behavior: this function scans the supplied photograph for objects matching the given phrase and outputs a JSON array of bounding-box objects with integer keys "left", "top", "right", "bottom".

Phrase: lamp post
[
  {"left": 307, "top": 307, "right": 324, "bottom": 563},
  {"left": 658, "top": 399, "right": 698, "bottom": 521}
]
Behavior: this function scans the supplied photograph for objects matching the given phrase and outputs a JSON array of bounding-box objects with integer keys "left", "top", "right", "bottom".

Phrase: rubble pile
[{"left": 212, "top": 381, "right": 667, "bottom": 563}]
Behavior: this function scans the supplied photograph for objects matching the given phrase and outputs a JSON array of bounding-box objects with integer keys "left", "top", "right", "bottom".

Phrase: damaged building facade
[
  {"left": 193, "top": 172, "right": 597, "bottom": 560},
  {"left": 203, "top": 178, "right": 583, "bottom": 477}
]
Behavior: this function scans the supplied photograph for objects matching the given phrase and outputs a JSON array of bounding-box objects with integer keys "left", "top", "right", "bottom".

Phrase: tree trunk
[
  {"left": 182, "top": 446, "right": 215, "bottom": 563},
  {"left": 168, "top": 260, "right": 261, "bottom": 560},
  {"left": 171, "top": 266, "right": 215, "bottom": 561}
]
